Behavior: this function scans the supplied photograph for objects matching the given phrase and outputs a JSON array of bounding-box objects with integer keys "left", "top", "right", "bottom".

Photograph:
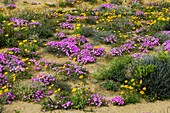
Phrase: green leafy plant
[
  {"left": 71, "top": 88, "right": 88, "bottom": 109},
  {"left": 122, "top": 92, "right": 140, "bottom": 104},
  {"left": 130, "top": 53, "right": 170, "bottom": 101},
  {"left": 101, "top": 81, "right": 120, "bottom": 91},
  {"left": 94, "top": 56, "right": 133, "bottom": 83}
]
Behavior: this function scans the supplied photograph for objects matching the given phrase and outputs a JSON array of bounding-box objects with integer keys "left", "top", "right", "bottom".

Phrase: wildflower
[
  {"left": 140, "top": 90, "right": 145, "bottom": 95},
  {"left": 120, "top": 85, "right": 124, "bottom": 88},
  {"left": 5, "top": 34, "right": 9, "bottom": 37},
  {"left": 131, "top": 79, "right": 134, "bottom": 82},
  {"left": 124, "top": 85, "right": 128, "bottom": 88},
  {"left": 19, "top": 42, "right": 23, "bottom": 45},
  {"left": 79, "top": 75, "right": 83, "bottom": 79},
  {"left": 73, "top": 57, "right": 76, "bottom": 61},
  {"left": 124, "top": 80, "right": 128, "bottom": 83},
  {"left": 24, "top": 49, "right": 28, "bottom": 52},
  {"left": 72, "top": 88, "right": 77, "bottom": 93},
  {"left": 8, "top": 51, "right": 13, "bottom": 54},
  {"left": 57, "top": 88, "right": 61, "bottom": 92},
  {"left": 143, "top": 87, "right": 146, "bottom": 91},
  {"left": 139, "top": 80, "right": 142, "bottom": 84},
  {"left": 33, "top": 40, "right": 37, "bottom": 43},
  {"left": 164, "top": 50, "right": 169, "bottom": 54},
  {"left": 4, "top": 72, "right": 8, "bottom": 75},
  {"left": 0, "top": 90, "right": 2, "bottom": 95},
  {"left": 94, "top": 46, "right": 100, "bottom": 49},
  {"left": 23, "top": 39, "right": 27, "bottom": 43},
  {"left": 2, "top": 85, "right": 7, "bottom": 90},
  {"left": 120, "top": 91, "right": 125, "bottom": 95},
  {"left": 110, "top": 96, "right": 124, "bottom": 106},
  {"left": 129, "top": 86, "right": 134, "bottom": 90},
  {"left": 4, "top": 88, "right": 8, "bottom": 93}
]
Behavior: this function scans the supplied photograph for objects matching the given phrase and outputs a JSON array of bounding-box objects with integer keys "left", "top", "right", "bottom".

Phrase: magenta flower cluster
[
  {"left": 59, "top": 22, "right": 73, "bottom": 29},
  {"left": 0, "top": 73, "right": 14, "bottom": 104},
  {"left": 110, "top": 36, "right": 160, "bottom": 56},
  {"left": 100, "top": 3, "right": 118, "bottom": 9},
  {"left": 162, "top": 40, "right": 170, "bottom": 53},
  {"left": 7, "top": 4, "right": 16, "bottom": 9},
  {"left": 32, "top": 89, "right": 46, "bottom": 102},
  {"left": 0, "top": 53, "right": 25, "bottom": 73},
  {"left": 53, "top": 32, "right": 67, "bottom": 40},
  {"left": 6, "top": 92, "right": 15, "bottom": 104},
  {"left": 31, "top": 74, "right": 56, "bottom": 86},
  {"left": 87, "top": 94, "right": 108, "bottom": 107},
  {"left": 110, "top": 40, "right": 135, "bottom": 56},
  {"left": 52, "top": 62, "right": 88, "bottom": 77},
  {"left": 110, "top": 96, "right": 124, "bottom": 106},
  {"left": 10, "top": 18, "right": 41, "bottom": 27},
  {"left": 46, "top": 36, "right": 105, "bottom": 64},
  {"left": 101, "top": 35, "right": 117, "bottom": 44}
]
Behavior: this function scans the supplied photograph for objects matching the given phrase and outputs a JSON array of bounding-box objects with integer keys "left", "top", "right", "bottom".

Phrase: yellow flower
[
  {"left": 0, "top": 90, "right": 2, "bottom": 95},
  {"left": 4, "top": 72, "right": 8, "bottom": 75},
  {"left": 120, "top": 85, "right": 124, "bottom": 88},
  {"left": 72, "top": 88, "right": 77, "bottom": 93},
  {"left": 25, "top": 67, "right": 29, "bottom": 70},
  {"left": 4, "top": 88, "right": 8, "bottom": 93},
  {"left": 8, "top": 51, "right": 13, "bottom": 54},
  {"left": 124, "top": 80, "right": 128, "bottom": 83},
  {"left": 164, "top": 50, "right": 169, "bottom": 54},
  {"left": 131, "top": 79, "right": 134, "bottom": 82},
  {"left": 54, "top": 90, "right": 57, "bottom": 93},
  {"left": 2, "top": 20, "right": 6, "bottom": 23},
  {"left": 5, "top": 34, "right": 9, "bottom": 37},
  {"left": 132, "top": 82, "right": 136, "bottom": 86},
  {"left": 120, "top": 91, "right": 125, "bottom": 95},
  {"left": 140, "top": 90, "right": 144, "bottom": 95},
  {"left": 57, "top": 88, "right": 61, "bottom": 92},
  {"left": 77, "top": 24, "right": 81, "bottom": 27},
  {"left": 124, "top": 85, "right": 128, "bottom": 88},
  {"left": 7, "top": 22, "right": 13, "bottom": 26},
  {"left": 94, "top": 46, "right": 100, "bottom": 49},
  {"left": 51, "top": 84, "right": 54, "bottom": 87},
  {"left": 27, "top": 62, "right": 31, "bottom": 65},
  {"left": 143, "top": 87, "right": 146, "bottom": 91},
  {"left": 73, "top": 57, "right": 77, "bottom": 61},
  {"left": 129, "top": 86, "right": 134, "bottom": 90},
  {"left": 139, "top": 80, "right": 142, "bottom": 84},
  {"left": 19, "top": 42, "right": 23, "bottom": 46},
  {"left": 79, "top": 75, "right": 83, "bottom": 79},
  {"left": 23, "top": 39, "right": 27, "bottom": 43},
  {"left": 2, "top": 85, "right": 7, "bottom": 90},
  {"left": 24, "top": 49, "right": 28, "bottom": 52},
  {"left": 33, "top": 40, "right": 37, "bottom": 43},
  {"left": 48, "top": 86, "right": 52, "bottom": 90}
]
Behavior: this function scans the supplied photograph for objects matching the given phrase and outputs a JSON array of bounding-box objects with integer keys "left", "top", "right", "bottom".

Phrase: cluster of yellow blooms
[{"left": 120, "top": 79, "right": 146, "bottom": 95}]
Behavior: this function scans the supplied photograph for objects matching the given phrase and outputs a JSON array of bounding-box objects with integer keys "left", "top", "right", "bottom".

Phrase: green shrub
[
  {"left": 94, "top": 56, "right": 133, "bottom": 83},
  {"left": 0, "top": 105, "right": 4, "bottom": 113},
  {"left": 71, "top": 88, "right": 88, "bottom": 109},
  {"left": 122, "top": 92, "right": 140, "bottom": 104},
  {"left": 82, "top": 0, "right": 97, "bottom": 4},
  {"left": 154, "top": 31, "right": 170, "bottom": 44},
  {"left": 110, "top": 0, "right": 123, "bottom": 5},
  {"left": 101, "top": 80, "right": 120, "bottom": 91},
  {"left": 130, "top": 53, "right": 170, "bottom": 101}
]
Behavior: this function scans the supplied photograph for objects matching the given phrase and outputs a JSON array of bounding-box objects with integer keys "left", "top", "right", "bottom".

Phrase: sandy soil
[{"left": 3, "top": 100, "right": 170, "bottom": 113}]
